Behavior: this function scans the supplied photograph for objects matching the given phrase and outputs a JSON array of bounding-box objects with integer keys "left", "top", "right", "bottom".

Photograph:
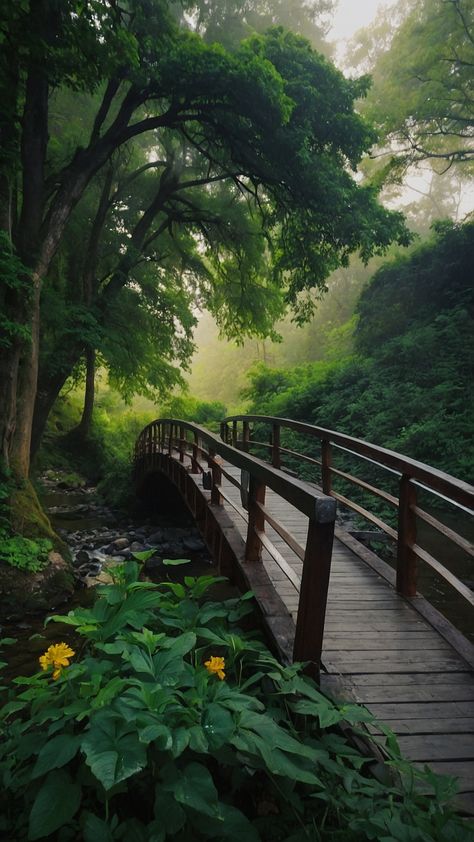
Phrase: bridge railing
[
  {"left": 134, "top": 419, "right": 337, "bottom": 676},
  {"left": 221, "top": 416, "right": 474, "bottom": 615}
]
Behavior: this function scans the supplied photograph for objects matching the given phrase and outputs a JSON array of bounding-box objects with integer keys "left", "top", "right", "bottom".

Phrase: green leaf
[
  {"left": 82, "top": 714, "right": 147, "bottom": 791},
  {"left": 28, "top": 770, "right": 81, "bottom": 840},
  {"left": 163, "top": 762, "right": 221, "bottom": 818},
  {"left": 131, "top": 549, "right": 157, "bottom": 563},
  {"left": 162, "top": 557, "right": 191, "bottom": 566},
  {"left": 202, "top": 703, "right": 235, "bottom": 750},
  {"left": 32, "top": 734, "right": 81, "bottom": 779},
  {"left": 139, "top": 723, "right": 172, "bottom": 749},
  {"left": 153, "top": 791, "right": 186, "bottom": 834},
  {"left": 83, "top": 812, "right": 114, "bottom": 842}
]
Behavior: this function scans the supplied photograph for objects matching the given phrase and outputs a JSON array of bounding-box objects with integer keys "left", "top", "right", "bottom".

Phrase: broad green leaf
[
  {"left": 153, "top": 791, "right": 186, "bottom": 834},
  {"left": 32, "top": 734, "right": 81, "bottom": 779},
  {"left": 171, "top": 726, "right": 190, "bottom": 758},
  {"left": 202, "top": 702, "right": 235, "bottom": 749},
  {"left": 131, "top": 549, "right": 157, "bottom": 562},
  {"left": 82, "top": 714, "right": 147, "bottom": 791},
  {"left": 139, "top": 723, "right": 172, "bottom": 749},
  {"left": 28, "top": 770, "right": 81, "bottom": 840},
  {"left": 83, "top": 812, "right": 114, "bottom": 842},
  {"left": 162, "top": 557, "right": 191, "bottom": 566},
  {"left": 163, "top": 762, "right": 221, "bottom": 818},
  {"left": 253, "top": 736, "right": 323, "bottom": 786}
]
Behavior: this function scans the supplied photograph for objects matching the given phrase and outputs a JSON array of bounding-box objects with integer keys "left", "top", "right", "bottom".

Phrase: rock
[
  {"left": 144, "top": 556, "right": 164, "bottom": 572},
  {"left": 129, "top": 541, "right": 145, "bottom": 553},
  {"left": 0, "top": 551, "right": 74, "bottom": 620},
  {"left": 112, "top": 537, "right": 130, "bottom": 550},
  {"left": 148, "top": 530, "right": 165, "bottom": 544},
  {"left": 183, "top": 537, "right": 206, "bottom": 552},
  {"left": 75, "top": 549, "right": 90, "bottom": 565}
]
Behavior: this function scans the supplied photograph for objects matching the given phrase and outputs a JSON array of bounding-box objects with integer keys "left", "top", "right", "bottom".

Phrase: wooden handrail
[
  {"left": 223, "top": 415, "right": 474, "bottom": 510},
  {"left": 134, "top": 418, "right": 337, "bottom": 678},
  {"left": 222, "top": 415, "right": 474, "bottom": 610}
]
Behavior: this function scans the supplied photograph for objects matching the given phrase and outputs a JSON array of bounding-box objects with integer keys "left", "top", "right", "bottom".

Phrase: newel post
[
  {"left": 191, "top": 430, "right": 200, "bottom": 473},
  {"left": 271, "top": 423, "right": 281, "bottom": 469},
  {"left": 293, "top": 496, "right": 336, "bottom": 681},
  {"left": 242, "top": 421, "right": 250, "bottom": 453},
  {"left": 396, "top": 475, "right": 417, "bottom": 597},
  {"left": 208, "top": 448, "right": 222, "bottom": 505},
  {"left": 321, "top": 439, "right": 331, "bottom": 494},
  {"left": 245, "top": 475, "right": 266, "bottom": 562}
]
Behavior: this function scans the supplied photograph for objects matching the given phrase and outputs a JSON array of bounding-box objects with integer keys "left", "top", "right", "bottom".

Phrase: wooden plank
[
  {"left": 369, "top": 701, "right": 474, "bottom": 719},
  {"left": 350, "top": 685, "right": 474, "bottom": 704},
  {"left": 415, "top": 761, "right": 474, "bottom": 794},
  {"left": 324, "top": 659, "right": 468, "bottom": 674},
  {"left": 397, "top": 734, "right": 474, "bottom": 761},
  {"left": 345, "top": 672, "right": 474, "bottom": 686},
  {"left": 323, "top": 636, "right": 453, "bottom": 652},
  {"left": 369, "top": 718, "right": 474, "bottom": 735}
]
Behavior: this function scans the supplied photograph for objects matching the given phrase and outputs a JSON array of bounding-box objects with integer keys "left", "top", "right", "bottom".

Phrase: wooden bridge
[{"left": 134, "top": 415, "right": 474, "bottom": 812}]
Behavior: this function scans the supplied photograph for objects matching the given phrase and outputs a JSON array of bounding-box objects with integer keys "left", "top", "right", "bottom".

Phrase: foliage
[
  {"left": 349, "top": 0, "right": 474, "bottom": 177},
  {"left": 159, "top": 394, "right": 228, "bottom": 432},
  {"left": 243, "top": 222, "right": 474, "bottom": 486},
  {"left": 1, "top": 0, "right": 414, "bottom": 483},
  {"left": 0, "top": 233, "right": 31, "bottom": 350},
  {"left": 0, "top": 535, "right": 52, "bottom": 573},
  {"left": 0, "top": 568, "right": 469, "bottom": 841}
]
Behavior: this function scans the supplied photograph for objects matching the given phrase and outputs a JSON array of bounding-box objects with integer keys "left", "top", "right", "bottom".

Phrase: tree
[
  {"left": 349, "top": 0, "right": 474, "bottom": 179},
  {"left": 0, "top": 0, "right": 410, "bottom": 487}
]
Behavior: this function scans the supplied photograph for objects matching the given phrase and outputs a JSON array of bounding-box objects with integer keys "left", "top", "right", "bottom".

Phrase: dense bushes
[
  {"left": 244, "top": 222, "right": 474, "bottom": 482},
  {"left": 0, "top": 566, "right": 469, "bottom": 840}
]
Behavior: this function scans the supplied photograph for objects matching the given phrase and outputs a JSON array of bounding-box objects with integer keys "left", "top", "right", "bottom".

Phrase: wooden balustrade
[
  {"left": 222, "top": 415, "right": 474, "bottom": 613},
  {"left": 134, "top": 418, "right": 337, "bottom": 678}
]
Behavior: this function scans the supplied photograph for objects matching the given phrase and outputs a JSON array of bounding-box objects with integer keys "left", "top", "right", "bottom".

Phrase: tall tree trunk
[{"left": 76, "top": 348, "right": 96, "bottom": 439}]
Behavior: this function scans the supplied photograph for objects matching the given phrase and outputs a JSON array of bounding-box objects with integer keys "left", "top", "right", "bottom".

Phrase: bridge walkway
[{"left": 212, "top": 460, "right": 474, "bottom": 812}]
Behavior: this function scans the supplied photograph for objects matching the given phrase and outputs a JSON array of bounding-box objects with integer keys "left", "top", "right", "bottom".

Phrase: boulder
[
  {"left": 112, "top": 537, "right": 130, "bottom": 550},
  {"left": 0, "top": 551, "right": 74, "bottom": 620}
]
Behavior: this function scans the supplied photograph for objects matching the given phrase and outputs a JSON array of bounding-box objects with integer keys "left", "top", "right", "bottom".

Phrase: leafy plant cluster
[
  {"left": 0, "top": 232, "right": 31, "bottom": 350},
  {"left": 243, "top": 222, "right": 474, "bottom": 488},
  {"left": 0, "top": 535, "right": 53, "bottom": 574},
  {"left": 0, "top": 467, "right": 53, "bottom": 572},
  {"left": 0, "top": 564, "right": 469, "bottom": 841}
]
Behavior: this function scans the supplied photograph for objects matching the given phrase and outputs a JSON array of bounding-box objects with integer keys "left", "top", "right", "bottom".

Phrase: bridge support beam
[{"left": 293, "top": 499, "right": 336, "bottom": 681}]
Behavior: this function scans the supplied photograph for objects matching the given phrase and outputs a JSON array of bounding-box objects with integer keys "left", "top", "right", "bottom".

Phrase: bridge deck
[{"left": 214, "top": 461, "right": 474, "bottom": 812}]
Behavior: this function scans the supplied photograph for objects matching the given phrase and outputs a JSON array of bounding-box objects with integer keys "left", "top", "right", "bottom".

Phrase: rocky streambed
[
  {"left": 41, "top": 471, "right": 212, "bottom": 588},
  {"left": 1, "top": 471, "right": 215, "bottom": 678}
]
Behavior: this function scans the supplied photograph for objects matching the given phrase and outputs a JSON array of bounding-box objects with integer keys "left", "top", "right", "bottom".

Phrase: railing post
[
  {"left": 179, "top": 424, "right": 185, "bottom": 463},
  {"left": 245, "top": 475, "right": 266, "bottom": 562},
  {"left": 191, "top": 430, "right": 200, "bottom": 473},
  {"left": 321, "top": 439, "right": 331, "bottom": 494},
  {"left": 293, "top": 497, "right": 336, "bottom": 681},
  {"left": 147, "top": 425, "right": 152, "bottom": 457},
  {"left": 397, "top": 475, "right": 417, "bottom": 597},
  {"left": 168, "top": 423, "right": 173, "bottom": 456},
  {"left": 209, "top": 448, "right": 222, "bottom": 505},
  {"left": 232, "top": 420, "right": 238, "bottom": 448},
  {"left": 242, "top": 421, "right": 250, "bottom": 453},
  {"left": 271, "top": 423, "right": 281, "bottom": 469}
]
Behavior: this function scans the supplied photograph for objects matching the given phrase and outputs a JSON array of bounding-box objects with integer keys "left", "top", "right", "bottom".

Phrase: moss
[
  {"left": 0, "top": 551, "right": 74, "bottom": 619},
  {"left": 9, "top": 480, "right": 71, "bottom": 560}
]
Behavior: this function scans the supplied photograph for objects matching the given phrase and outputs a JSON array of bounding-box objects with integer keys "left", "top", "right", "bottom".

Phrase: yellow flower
[
  {"left": 204, "top": 655, "right": 225, "bottom": 680},
  {"left": 39, "top": 643, "right": 75, "bottom": 680}
]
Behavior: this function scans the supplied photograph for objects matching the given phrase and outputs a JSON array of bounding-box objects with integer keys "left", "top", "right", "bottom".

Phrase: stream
[{"left": 2, "top": 472, "right": 219, "bottom": 680}]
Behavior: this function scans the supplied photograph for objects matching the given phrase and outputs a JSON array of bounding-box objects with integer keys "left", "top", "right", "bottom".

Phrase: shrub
[
  {"left": 0, "top": 535, "right": 53, "bottom": 573},
  {"left": 0, "top": 566, "right": 469, "bottom": 841}
]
